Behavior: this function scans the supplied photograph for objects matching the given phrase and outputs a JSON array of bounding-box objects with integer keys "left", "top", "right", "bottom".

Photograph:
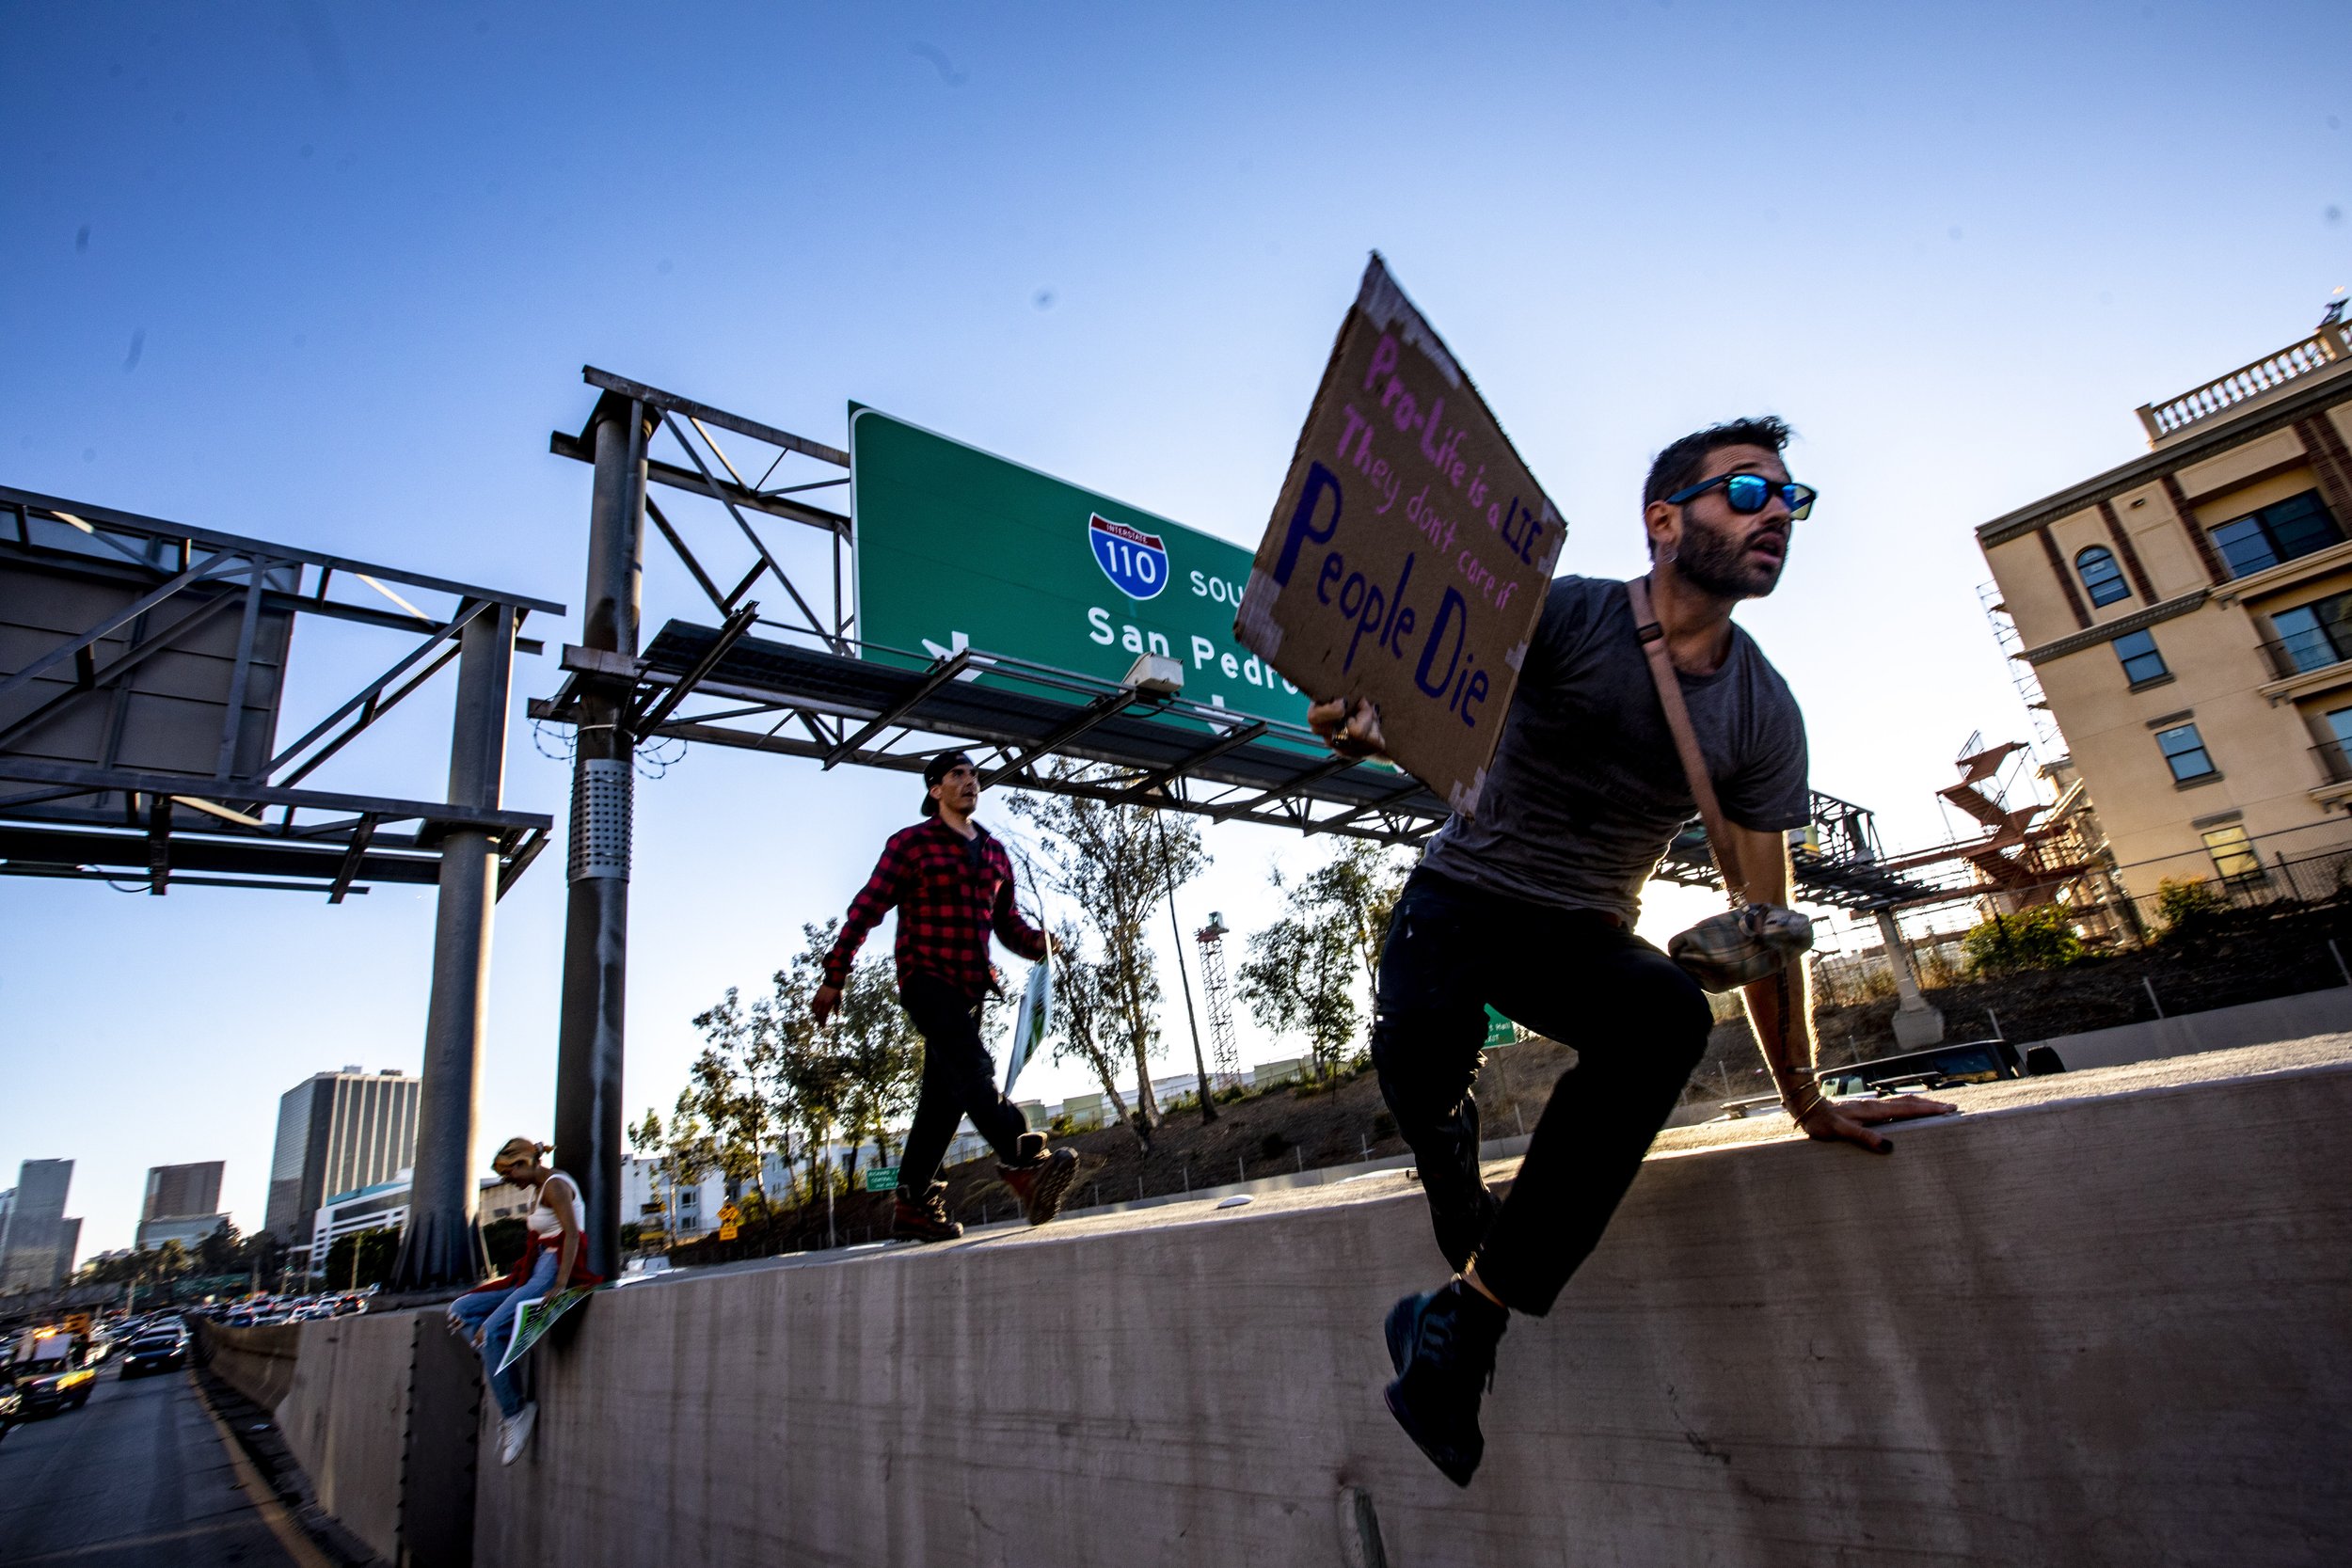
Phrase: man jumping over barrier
[
  {"left": 815, "top": 750, "right": 1079, "bottom": 1242},
  {"left": 1310, "top": 418, "right": 1955, "bottom": 1484}
]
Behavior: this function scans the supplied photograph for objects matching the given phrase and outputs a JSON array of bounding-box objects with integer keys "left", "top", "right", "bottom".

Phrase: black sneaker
[
  {"left": 893, "top": 1181, "right": 964, "bottom": 1243},
  {"left": 1382, "top": 1279, "right": 1506, "bottom": 1487},
  {"left": 999, "top": 1147, "right": 1079, "bottom": 1227}
]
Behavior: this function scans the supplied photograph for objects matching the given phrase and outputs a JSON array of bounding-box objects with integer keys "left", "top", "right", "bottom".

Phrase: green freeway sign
[
  {"left": 850, "top": 408, "right": 1311, "bottom": 725},
  {"left": 863, "top": 1165, "right": 900, "bottom": 1193},
  {"left": 1484, "top": 1006, "right": 1519, "bottom": 1048}
]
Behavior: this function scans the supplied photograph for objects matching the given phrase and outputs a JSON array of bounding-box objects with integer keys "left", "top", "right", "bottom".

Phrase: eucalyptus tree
[{"left": 1009, "top": 764, "right": 1207, "bottom": 1137}]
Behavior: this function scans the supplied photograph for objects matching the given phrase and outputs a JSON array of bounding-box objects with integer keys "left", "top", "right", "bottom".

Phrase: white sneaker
[{"left": 498, "top": 1402, "right": 537, "bottom": 1465}]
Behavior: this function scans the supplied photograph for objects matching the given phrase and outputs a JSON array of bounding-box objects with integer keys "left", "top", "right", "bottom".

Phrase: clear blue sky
[{"left": 4, "top": 1, "right": 2344, "bottom": 1261}]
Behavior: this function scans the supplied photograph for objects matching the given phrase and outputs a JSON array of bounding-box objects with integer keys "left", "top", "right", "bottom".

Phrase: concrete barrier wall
[
  {"left": 473, "top": 1055, "right": 2352, "bottom": 1568},
  {"left": 199, "top": 1320, "right": 302, "bottom": 1410},
  {"left": 2037, "top": 986, "right": 2352, "bottom": 1070},
  {"left": 274, "top": 1311, "right": 425, "bottom": 1563},
  {"left": 201, "top": 1307, "right": 483, "bottom": 1566}
]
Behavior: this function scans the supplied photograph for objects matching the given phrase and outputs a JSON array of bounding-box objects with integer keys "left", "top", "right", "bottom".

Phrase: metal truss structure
[
  {"left": 1633, "top": 790, "right": 1945, "bottom": 912},
  {"left": 0, "top": 484, "right": 564, "bottom": 1292},
  {"left": 532, "top": 370, "right": 1445, "bottom": 844},
  {"left": 0, "top": 487, "right": 560, "bottom": 896}
]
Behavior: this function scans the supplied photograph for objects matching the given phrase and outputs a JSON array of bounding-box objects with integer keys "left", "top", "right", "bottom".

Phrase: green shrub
[
  {"left": 1960, "top": 904, "right": 2084, "bottom": 975},
  {"left": 2154, "top": 876, "right": 2231, "bottom": 938}
]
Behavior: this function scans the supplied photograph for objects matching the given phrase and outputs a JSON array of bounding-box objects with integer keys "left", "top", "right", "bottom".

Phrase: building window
[
  {"left": 2074, "top": 546, "right": 2130, "bottom": 607},
  {"left": 2155, "top": 722, "right": 2218, "bottom": 784},
  {"left": 2268, "top": 590, "right": 2352, "bottom": 674},
  {"left": 2112, "top": 628, "right": 2169, "bottom": 686},
  {"left": 2210, "top": 490, "right": 2342, "bottom": 578},
  {"left": 2200, "top": 825, "right": 2264, "bottom": 887},
  {"left": 2318, "top": 707, "right": 2352, "bottom": 784}
]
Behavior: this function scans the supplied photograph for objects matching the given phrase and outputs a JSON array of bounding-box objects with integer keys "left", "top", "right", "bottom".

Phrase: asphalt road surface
[{"left": 0, "top": 1363, "right": 303, "bottom": 1568}]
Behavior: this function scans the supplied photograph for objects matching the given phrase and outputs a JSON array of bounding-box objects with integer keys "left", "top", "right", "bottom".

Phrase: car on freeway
[
  {"left": 119, "top": 1329, "right": 190, "bottom": 1379},
  {"left": 9, "top": 1362, "right": 97, "bottom": 1418},
  {"left": 0, "top": 1384, "right": 21, "bottom": 1443}
]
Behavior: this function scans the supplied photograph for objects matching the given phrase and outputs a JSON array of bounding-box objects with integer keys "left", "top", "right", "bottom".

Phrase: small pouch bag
[{"left": 1627, "top": 578, "right": 1813, "bottom": 992}]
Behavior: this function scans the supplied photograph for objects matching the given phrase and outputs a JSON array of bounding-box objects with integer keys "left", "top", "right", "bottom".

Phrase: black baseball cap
[{"left": 921, "top": 751, "right": 976, "bottom": 816}]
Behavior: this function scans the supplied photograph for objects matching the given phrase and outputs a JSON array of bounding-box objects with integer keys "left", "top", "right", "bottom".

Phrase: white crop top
[{"left": 526, "top": 1171, "right": 580, "bottom": 1239}]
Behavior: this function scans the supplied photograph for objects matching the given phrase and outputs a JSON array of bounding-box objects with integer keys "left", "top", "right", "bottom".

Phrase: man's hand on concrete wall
[{"left": 1794, "top": 1093, "right": 1958, "bottom": 1154}]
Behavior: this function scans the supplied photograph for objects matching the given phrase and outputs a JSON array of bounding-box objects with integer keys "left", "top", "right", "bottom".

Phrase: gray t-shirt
[{"left": 1419, "top": 575, "right": 1810, "bottom": 922}]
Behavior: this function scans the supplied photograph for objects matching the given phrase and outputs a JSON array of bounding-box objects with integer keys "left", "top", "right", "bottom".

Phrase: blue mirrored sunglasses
[{"left": 1664, "top": 472, "right": 1816, "bottom": 520}]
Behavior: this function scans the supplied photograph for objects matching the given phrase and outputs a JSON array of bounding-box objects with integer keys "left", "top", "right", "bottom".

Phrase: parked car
[
  {"left": 1817, "top": 1037, "right": 2065, "bottom": 1099},
  {"left": 119, "top": 1331, "right": 189, "bottom": 1379}
]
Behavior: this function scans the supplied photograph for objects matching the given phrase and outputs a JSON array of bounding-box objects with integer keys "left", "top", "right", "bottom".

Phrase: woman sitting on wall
[{"left": 447, "top": 1137, "right": 598, "bottom": 1465}]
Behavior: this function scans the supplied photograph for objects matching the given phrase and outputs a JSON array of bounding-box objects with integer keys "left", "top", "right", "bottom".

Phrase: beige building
[{"left": 1977, "top": 302, "right": 2352, "bottom": 907}]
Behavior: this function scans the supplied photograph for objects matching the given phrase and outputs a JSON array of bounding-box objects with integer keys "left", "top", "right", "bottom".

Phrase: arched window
[{"left": 2075, "top": 546, "right": 2130, "bottom": 607}]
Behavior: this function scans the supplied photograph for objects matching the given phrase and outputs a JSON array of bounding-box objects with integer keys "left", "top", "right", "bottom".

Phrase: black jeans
[
  {"left": 1371, "top": 869, "right": 1712, "bottom": 1316},
  {"left": 898, "top": 973, "right": 1037, "bottom": 1192}
]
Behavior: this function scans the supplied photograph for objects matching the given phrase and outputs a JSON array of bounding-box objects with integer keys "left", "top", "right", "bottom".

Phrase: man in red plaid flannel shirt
[{"left": 814, "top": 750, "right": 1079, "bottom": 1242}]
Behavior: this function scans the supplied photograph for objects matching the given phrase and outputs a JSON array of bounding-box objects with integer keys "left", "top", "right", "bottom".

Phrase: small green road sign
[
  {"left": 850, "top": 407, "right": 1312, "bottom": 727},
  {"left": 1484, "top": 1006, "right": 1518, "bottom": 1048},
  {"left": 864, "top": 1166, "right": 900, "bottom": 1193}
]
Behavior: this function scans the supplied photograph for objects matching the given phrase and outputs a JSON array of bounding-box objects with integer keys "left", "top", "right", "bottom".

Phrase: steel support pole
[
  {"left": 1875, "top": 907, "right": 1946, "bottom": 1049},
  {"left": 553, "top": 400, "right": 649, "bottom": 1283},
  {"left": 390, "top": 601, "right": 517, "bottom": 1291}
]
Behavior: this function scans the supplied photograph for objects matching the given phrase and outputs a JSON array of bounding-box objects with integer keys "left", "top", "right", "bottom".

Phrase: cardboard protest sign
[{"left": 1233, "top": 255, "right": 1564, "bottom": 816}]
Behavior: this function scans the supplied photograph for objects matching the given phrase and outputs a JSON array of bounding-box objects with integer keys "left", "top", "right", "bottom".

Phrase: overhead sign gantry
[{"left": 0, "top": 486, "right": 564, "bottom": 1290}]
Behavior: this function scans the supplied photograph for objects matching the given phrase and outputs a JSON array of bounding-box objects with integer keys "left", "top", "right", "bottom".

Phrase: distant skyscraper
[
  {"left": 143, "top": 1162, "right": 224, "bottom": 1223},
  {"left": 0, "top": 1159, "right": 74, "bottom": 1291},
  {"left": 135, "top": 1161, "right": 231, "bottom": 1252},
  {"left": 264, "top": 1069, "right": 420, "bottom": 1251}
]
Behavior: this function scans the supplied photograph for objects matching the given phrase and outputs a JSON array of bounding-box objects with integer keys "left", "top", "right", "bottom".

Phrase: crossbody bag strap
[{"left": 1627, "top": 576, "right": 1746, "bottom": 909}]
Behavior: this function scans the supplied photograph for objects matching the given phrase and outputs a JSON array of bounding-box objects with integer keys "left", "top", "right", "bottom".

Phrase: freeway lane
[{"left": 0, "top": 1364, "right": 305, "bottom": 1568}]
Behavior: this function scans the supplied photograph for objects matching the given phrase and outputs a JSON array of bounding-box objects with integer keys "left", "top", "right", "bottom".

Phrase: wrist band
[{"left": 1784, "top": 1085, "right": 1828, "bottom": 1119}]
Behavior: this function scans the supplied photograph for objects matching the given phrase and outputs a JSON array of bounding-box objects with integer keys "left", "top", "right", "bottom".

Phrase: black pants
[
  {"left": 1371, "top": 869, "right": 1712, "bottom": 1316},
  {"left": 898, "top": 973, "right": 1037, "bottom": 1192}
]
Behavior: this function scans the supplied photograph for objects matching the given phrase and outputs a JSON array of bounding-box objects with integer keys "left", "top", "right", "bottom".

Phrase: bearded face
[
  {"left": 1676, "top": 504, "right": 1790, "bottom": 598},
  {"left": 1657, "top": 444, "right": 1795, "bottom": 600}
]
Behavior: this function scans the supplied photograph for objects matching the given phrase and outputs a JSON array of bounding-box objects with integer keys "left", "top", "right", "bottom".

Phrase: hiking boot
[
  {"left": 1382, "top": 1278, "right": 1506, "bottom": 1487},
  {"left": 998, "top": 1147, "right": 1079, "bottom": 1227},
  {"left": 893, "top": 1181, "right": 964, "bottom": 1243}
]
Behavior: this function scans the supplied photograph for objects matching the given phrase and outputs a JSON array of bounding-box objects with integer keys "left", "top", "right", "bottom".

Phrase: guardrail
[{"left": 2137, "top": 323, "right": 2352, "bottom": 442}]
